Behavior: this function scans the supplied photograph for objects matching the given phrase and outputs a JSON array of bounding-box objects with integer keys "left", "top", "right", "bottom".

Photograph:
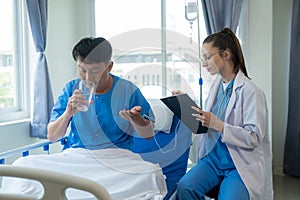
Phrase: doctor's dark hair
[
  {"left": 72, "top": 37, "right": 112, "bottom": 64},
  {"left": 203, "top": 27, "right": 250, "bottom": 79}
]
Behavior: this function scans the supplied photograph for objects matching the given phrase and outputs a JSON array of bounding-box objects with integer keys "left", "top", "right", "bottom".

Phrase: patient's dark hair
[
  {"left": 72, "top": 37, "right": 112, "bottom": 64},
  {"left": 203, "top": 27, "right": 250, "bottom": 79}
]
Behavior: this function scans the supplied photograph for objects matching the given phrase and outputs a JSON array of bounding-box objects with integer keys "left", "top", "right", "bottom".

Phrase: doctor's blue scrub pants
[{"left": 176, "top": 159, "right": 249, "bottom": 200}]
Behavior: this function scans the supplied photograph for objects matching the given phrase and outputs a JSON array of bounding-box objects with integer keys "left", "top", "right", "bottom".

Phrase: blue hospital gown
[{"left": 50, "top": 74, "right": 154, "bottom": 150}]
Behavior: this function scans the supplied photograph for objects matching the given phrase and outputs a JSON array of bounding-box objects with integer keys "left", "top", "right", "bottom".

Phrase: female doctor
[{"left": 176, "top": 28, "right": 273, "bottom": 200}]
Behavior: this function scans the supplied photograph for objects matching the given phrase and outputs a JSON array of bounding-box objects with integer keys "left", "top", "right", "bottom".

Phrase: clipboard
[{"left": 160, "top": 93, "right": 208, "bottom": 134}]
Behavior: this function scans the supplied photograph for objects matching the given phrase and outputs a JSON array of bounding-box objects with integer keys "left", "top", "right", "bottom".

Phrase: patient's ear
[{"left": 106, "top": 61, "right": 113, "bottom": 72}]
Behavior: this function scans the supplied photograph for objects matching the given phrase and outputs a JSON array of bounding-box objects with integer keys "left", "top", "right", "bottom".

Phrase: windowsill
[{"left": 0, "top": 118, "right": 31, "bottom": 127}]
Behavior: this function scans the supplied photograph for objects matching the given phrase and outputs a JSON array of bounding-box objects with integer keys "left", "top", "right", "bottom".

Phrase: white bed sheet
[{"left": 0, "top": 148, "right": 167, "bottom": 200}]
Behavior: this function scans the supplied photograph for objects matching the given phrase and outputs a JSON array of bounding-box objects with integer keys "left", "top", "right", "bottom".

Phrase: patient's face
[{"left": 77, "top": 59, "right": 112, "bottom": 89}]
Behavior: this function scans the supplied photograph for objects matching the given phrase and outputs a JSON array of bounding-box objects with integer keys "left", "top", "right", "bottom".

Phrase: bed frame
[
  {"left": 1, "top": 137, "right": 113, "bottom": 200},
  {"left": 0, "top": 165, "right": 111, "bottom": 200}
]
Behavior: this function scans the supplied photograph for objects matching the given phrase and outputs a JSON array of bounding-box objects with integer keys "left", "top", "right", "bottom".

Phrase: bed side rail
[{"left": 0, "top": 137, "right": 67, "bottom": 164}]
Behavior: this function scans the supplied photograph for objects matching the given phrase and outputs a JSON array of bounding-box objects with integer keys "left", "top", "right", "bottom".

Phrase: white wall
[
  {"left": 0, "top": 0, "right": 293, "bottom": 172},
  {"left": 246, "top": 0, "right": 273, "bottom": 142},
  {"left": 272, "top": 0, "right": 292, "bottom": 174},
  {"left": 47, "top": 0, "right": 94, "bottom": 99},
  {"left": 245, "top": 0, "right": 293, "bottom": 174}
]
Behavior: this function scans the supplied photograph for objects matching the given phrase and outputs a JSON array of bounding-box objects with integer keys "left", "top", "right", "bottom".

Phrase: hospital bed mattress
[{"left": 0, "top": 148, "right": 167, "bottom": 200}]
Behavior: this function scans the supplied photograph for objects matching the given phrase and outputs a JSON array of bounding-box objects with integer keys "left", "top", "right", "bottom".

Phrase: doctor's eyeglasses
[{"left": 200, "top": 50, "right": 225, "bottom": 63}]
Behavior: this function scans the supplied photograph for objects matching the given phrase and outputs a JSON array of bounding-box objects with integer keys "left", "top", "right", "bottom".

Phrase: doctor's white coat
[{"left": 198, "top": 70, "right": 273, "bottom": 200}]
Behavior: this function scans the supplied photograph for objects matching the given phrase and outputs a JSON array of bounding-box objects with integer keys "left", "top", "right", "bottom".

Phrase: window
[
  {"left": 94, "top": 0, "right": 246, "bottom": 165},
  {"left": 94, "top": 0, "right": 208, "bottom": 104},
  {"left": 0, "top": 0, "right": 28, "bottom": 122}
]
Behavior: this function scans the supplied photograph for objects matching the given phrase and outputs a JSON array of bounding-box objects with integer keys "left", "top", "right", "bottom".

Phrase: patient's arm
[
  {"left": 48, "top": 92, "right": 80, "bottom": 142},
  {"left": 131, "top": 118, "right": 154, "bottom": 140},
  {"left": 47, "top": 111, "right": 72, "bottom": 142}
]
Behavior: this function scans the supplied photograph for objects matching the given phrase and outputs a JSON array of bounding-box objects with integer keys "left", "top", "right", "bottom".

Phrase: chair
[{"left": 0, "top": 165, "right": 111, "bottom": 200}]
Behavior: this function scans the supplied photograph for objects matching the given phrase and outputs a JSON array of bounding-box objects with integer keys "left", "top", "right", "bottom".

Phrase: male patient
[
  {"left": 0, "top": 37, "right": 167, "bottom": 200},
  {"left": 48, "top": 37, "right": 155, "bottom": 150}
]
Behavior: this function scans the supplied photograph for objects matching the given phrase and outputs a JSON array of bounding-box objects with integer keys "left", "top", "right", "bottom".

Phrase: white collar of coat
[{"left": 204, "top": 69, "right": 246, "bottom": 112}]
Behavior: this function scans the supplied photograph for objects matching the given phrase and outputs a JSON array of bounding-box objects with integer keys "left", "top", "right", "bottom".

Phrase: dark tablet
[{"left": 160, "top": 94, "right": 208, "bottom": 134}]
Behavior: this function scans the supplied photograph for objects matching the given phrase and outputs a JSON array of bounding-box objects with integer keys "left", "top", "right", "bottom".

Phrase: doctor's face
[{"left": 201, "top": 42, "right": 225, "bottom": 75}]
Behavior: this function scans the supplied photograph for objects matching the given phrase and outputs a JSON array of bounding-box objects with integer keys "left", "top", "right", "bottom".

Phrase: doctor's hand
[
  {"left": 191, "top": 106, "right": 224, "bottom": 133},
  {"left": 171, "top": 90, "right": 184, "bottom": 96}
]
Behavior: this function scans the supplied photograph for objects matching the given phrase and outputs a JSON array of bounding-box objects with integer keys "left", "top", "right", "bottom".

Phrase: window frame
[{"left": 0, "top": 0, "right": 30, "bottom": 123}]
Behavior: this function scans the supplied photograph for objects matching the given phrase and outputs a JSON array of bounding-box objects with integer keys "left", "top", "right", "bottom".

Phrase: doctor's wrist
[{"left": 216, "top": 121, "right": 224, "bottom": 133}]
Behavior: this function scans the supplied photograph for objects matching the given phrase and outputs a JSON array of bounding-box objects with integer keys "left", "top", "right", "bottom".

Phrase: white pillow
[{"left": 147, "top": 99, "right": 174, "bottom": 133}]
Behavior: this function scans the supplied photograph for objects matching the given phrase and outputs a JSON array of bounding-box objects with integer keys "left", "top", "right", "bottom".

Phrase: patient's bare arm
[
  {"left": 47, "top": 97, "right": 75, "bottom": 142},
  {"left": 47, "top": 112, "right": 72, "bottom": 142}
]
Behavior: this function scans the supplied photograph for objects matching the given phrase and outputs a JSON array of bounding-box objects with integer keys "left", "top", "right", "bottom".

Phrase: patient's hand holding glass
[{"left": 76, "top": 80, "right": 95, "bottom": 112}]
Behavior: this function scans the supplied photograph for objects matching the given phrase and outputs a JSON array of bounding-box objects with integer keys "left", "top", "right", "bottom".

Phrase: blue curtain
[
  {"left": 201, "top": 0, "right": 243, "bottom": 34},
  {"left": 283, "top": 0, "right": 300, "bottom": 177},
  {"left": 26, "top": 0, "right": 53, "bottom": 138}
]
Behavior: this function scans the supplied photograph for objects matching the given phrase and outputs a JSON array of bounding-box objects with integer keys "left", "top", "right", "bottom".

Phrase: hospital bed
[{"left": 0, "top": 99, "right": 192, "bottom": 200}]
